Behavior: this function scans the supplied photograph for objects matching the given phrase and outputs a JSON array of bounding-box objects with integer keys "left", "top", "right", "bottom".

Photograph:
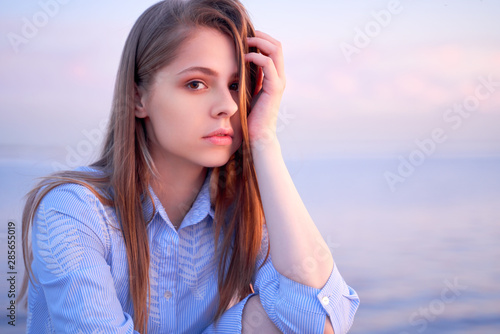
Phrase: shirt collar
[{"left": 143, "top": 169, "right": 215, "bottom": 230}]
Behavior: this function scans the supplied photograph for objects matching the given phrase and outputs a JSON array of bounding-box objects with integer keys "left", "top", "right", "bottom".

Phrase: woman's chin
[
  {"left": 193, "top": 151, "right": 231, "bottom": 168},
  {"left": 201, "top": 157, "right": 232, "bottom": 168},
  {"left": 198, "top": 143, "right": 241, "bottom": 168}
]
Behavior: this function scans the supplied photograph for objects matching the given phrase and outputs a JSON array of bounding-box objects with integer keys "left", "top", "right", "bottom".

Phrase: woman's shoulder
[
  {"left": 36, "top": 166, "right": 115, "bottom": 226},
  {"left": 40, "top": 166, "right": 105, "bottom": 198},
  {"left": 31, "top": 167, "right": 118, "bottom": 279}
]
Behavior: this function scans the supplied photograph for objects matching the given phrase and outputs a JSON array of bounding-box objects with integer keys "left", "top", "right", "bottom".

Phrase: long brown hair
[{"left": 19, "top": 0, "right": 268, "bottom": 332}]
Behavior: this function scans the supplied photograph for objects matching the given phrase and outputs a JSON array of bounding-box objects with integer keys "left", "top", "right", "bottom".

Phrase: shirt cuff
[
  {"left": 316, "top": 264, "right": 360, "bottom": 334},
  {"left": 277, "top": 265, "right": 339, "bottom": 315},
  {"left": 316, "top": 264, "right": 358, "bottom": 311},
  {"left": 276, "top": 264, "right": 359, "bottom": 333}
]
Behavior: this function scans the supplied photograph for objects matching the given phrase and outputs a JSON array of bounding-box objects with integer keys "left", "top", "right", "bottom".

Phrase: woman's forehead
[{"left": 158, "top": 27, "right": 240, "bottom": 79}]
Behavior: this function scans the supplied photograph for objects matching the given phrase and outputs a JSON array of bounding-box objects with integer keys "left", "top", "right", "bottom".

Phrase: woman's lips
[
  {"left": 203, "top": 127, "right": 234, "bottom": 145},
  {"left": 203, "top": 135, "right": 233, "bottom": 145}
]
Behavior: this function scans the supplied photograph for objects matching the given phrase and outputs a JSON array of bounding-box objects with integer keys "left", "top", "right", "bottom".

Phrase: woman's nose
[{"left": 211, "top": 87, "right": 238, "bottom": 118}]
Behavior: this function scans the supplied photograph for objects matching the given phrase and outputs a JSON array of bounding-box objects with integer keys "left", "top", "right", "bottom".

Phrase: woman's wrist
[{"left": 250, "top": 134, "right": 281, "bottom": 163}]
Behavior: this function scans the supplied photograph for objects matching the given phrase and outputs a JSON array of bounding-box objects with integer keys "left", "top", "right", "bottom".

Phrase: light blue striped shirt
[{"left": 27, "top": 167, "right": 359, "bottom": 333}]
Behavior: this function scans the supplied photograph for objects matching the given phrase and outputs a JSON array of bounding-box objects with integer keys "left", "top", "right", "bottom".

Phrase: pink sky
[{"left": 1, "top": 0, "right": 499, "bottom": 160}]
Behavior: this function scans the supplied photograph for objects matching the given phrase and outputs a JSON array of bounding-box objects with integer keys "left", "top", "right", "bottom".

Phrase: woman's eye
[
  {"left": 229, "top": 82, "right": 239, "bottom": 91},
  {"left": 187, "top": 81, "right": 207, "bottom": 90}
]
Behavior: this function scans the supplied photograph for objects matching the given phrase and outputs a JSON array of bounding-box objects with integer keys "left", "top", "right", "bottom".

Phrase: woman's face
[{"left": 136, "top": 27, "right": 243, "bottom": 169}]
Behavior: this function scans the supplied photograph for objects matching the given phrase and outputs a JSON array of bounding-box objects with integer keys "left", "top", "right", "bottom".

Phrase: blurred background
[{"left": 1, "top": 0, "right": 499, "bottom": 333}]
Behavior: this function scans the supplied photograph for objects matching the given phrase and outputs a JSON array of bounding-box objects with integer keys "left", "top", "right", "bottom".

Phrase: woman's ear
[
  {"left": 253, "top": 66, "right": 263, "bottom": 97},
  {"left": 134, "top": 84, "right": 148, "bottom": 118}
]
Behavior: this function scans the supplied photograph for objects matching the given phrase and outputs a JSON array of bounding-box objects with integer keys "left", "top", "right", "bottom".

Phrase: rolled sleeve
[
  {"left": 315, "top": 264, "right": 360, "bottom": 334},
  {"left": 252, "top": 226, "right": 360, "bottom": 333}
]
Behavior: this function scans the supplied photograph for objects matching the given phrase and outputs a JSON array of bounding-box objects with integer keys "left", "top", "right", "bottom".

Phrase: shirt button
[
  {"left": 321, "top": 296, "right": 330, "bottom": 306},
  {"left": 164, "top": 291, "right": 172, "bottom": 300}
]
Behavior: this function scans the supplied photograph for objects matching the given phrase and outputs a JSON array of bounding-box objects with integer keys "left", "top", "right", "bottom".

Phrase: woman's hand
[{"left": 245, "top": 31, "right": 286, "bottom": 147}]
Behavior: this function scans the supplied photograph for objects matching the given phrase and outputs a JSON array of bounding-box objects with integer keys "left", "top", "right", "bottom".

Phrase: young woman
[{"left": 20, "top": 0, "right": 359, "bottom": 333}]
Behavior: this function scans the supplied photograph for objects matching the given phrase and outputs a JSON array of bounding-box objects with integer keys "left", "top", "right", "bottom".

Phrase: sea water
[{"left": 1, "top": 156, "right": 499, "bottom": 333}]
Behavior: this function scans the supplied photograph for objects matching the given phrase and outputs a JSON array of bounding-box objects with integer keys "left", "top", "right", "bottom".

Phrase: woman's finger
[
  {"left": 244, "top": 52, "right": 281, "bottom": 94},
  {"left": 255, "top": 30, "right": 281, "bottom": 47},
  {"left": 248, "top": 36, "right": 277, "bottom": 57},
  {"left": 247, "top": 36, "right": 285, "bottom": 79}
]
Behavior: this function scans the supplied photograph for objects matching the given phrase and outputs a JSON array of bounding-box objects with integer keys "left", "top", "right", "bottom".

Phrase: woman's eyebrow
[
  {"left": 177, "top": 66, "right": 217, "bottom": 76},
  {"left": 177, "top": 66, "right": 239, "bottom": 79}
]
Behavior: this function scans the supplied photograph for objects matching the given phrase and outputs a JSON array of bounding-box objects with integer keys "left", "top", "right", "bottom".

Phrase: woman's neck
[{"left": 151, "top": 155, "right": 208, "bottom": 229}]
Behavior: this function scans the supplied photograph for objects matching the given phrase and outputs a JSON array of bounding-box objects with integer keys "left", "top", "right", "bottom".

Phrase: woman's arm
[
  {"left": 242, "top": 295, "right": 335, "bottom": 334},
  {"left": 28, "top": 183, "right": 139, "bottom": 333},
  {"left": 245, "top": 31, "right": 333, "bottom": 288},
  {"left": 252, "top": 138, "right": 334, "bottom": 288},
  {"left": 251, "top": 140, "right": 336, "bottom": 334},
  {"left": 242, "top": 295, "right": 281, "bottom": 334},
  {"left": 245, "top": 31, "right": 357, "bottom": 334}
]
